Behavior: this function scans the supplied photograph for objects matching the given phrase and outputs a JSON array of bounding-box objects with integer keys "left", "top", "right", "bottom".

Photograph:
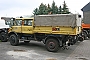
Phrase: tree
[
  {"left": 43, "top": 4, "right": 48, "bottom": 14},
  {"left": 58, "top": 5, "right": 62, "bottom": 14},
  {"left": 33, "top": 1, "right": 71, "bottom": 15},
  {"left": 38, "top": 3, "right": 48, "bottom": 15},
  {"left": 47, "top": 4, "right": 52, "bottom": 14},
  {"left": 51, "top": 1, "right": 57, "bottom": 14},
  {"left": 55, "top": 6, "right": 58, "bottom": 14},
  {"left": 39, "top": 3, "right": 45, "bottom": 15},
  {"left": 33, "top": 8, "right": 39, "bottom": 15},
  {"left": 51, "top": 1, "right": 59, "bottom": 14},
  {"left": 62, "top": 1, "right": 70, "bottom": 14}
]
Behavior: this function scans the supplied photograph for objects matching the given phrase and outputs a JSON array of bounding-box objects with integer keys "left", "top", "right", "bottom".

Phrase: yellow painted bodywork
[
  {"left": 9, "top": 18, "right": 81, "bottom": 35},
  {"left": 33, "top": 26, "right": 81, "bottom": 35},
  {"left": 10, "top": 26, "right": 81, "bottom": 35}
]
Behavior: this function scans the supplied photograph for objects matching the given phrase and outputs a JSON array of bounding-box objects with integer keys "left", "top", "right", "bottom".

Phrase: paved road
[{"left": 0, "top": 40, "right": 90, "bottom": 60}]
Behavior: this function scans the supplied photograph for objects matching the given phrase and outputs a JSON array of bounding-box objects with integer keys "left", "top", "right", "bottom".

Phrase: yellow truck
[{"left": 8, "top": 14, "right": 83, "bottom": 52}]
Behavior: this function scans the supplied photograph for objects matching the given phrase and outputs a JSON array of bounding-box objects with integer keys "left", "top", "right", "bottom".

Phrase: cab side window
[
  {"left": 28, "top": 20, "right": 32, "bottom": 26},
  {"left": 15, "top": 20, "right": 22, "bottom": 26},
  {"left": 24, "top": 19, "right": 32, "bottom": 26}
]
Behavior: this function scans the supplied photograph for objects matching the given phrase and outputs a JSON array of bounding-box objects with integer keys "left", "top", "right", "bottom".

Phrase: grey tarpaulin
[{"left": 34, "top": 14, "right": 77, "bottom": 27}]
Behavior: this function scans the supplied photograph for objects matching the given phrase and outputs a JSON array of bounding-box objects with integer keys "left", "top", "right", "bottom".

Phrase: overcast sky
[{"left": 0, "top": 0, "right": 90, "bottom": 17}]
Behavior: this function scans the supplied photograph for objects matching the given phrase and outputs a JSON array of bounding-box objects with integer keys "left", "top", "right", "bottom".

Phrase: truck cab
[{"left": 9, "top": 18, "right": 34, "bottom": 34}]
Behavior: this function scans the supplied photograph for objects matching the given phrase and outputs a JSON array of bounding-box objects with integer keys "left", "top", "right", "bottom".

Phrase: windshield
[
  {"left": 5, "top": 20, "right": 13, "bottom": 26},
  {"left": 5, "top": 19, "right": 14, "bottom": 27}
]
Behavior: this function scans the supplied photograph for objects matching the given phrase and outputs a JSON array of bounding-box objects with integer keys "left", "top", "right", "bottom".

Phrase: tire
[
  {"left": 83, "top": 32, "right": 88, "bottom": 40},
  {"left": 24, "top": 41, "right": 30, "bottom": 43},
  {"left": 78, "top": 37, "right": 84, "bottom": 42},
  {"left": 0, "top": 32, "right": 8, "bottom": 42},
  {"left": 45, "top": 38, "right": 59, "bottom": 52},
  {"left": 9, "top": 34, "right": 19, "bottom": 46}
]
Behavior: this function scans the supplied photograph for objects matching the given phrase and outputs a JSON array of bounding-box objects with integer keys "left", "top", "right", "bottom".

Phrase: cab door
[
  {"left": 11, "top": 19, "right": 22, "bottom": 33},
  {"left": 21, "top": 19, "right": 33, "bottom": 34}
]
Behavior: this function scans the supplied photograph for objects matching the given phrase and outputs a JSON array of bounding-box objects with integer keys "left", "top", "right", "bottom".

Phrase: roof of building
[{"left": 81, "top": 2, "right": 90, "bottom": 12}]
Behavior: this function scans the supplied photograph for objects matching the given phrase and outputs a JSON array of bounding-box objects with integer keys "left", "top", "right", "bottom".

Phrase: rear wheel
[
  {"left": 0, "top": 32, "right": 8, "bottom": 42},
  {"left": 78, "top": 36, "right": 84, "bottom": 42},
  {"left": 9, "top": 34, "right": 19, "bottom": 46},
  {"left": 83, "top": 32, "right": 88, "bottom": 40},
  {"left": 45, "top": 38, "right": 59, "bottom": 52}
]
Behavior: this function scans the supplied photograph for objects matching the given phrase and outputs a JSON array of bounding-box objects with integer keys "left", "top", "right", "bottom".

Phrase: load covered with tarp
[{"left": 34, "top": 14, "right": 81, "bottom": 27}]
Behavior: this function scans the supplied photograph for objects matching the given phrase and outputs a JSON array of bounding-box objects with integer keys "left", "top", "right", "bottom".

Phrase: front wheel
[
  {"left": 0, "top": 32, "right": 8, "bottom": 42},
  {"left": 9, "top": 34, "right": 19, "bottom": 46},
  {"left": 45, "top": 38, "right": 59, "bottom": 52}
]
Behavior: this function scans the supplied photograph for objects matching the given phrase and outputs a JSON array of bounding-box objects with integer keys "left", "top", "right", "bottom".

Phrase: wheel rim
[
  {"left": 48, "top": 42, "right": 55, "bottom": 49},
  {"left": 11, "top": 36, "right": 15, "bottom": 43}
]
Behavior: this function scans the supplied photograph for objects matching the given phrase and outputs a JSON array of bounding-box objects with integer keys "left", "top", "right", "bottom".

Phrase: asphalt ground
[{"left": 0, "top": 40, "right": 90, "bottom": 60}]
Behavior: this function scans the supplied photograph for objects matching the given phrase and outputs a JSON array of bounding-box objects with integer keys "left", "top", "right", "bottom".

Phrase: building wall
[{"left": 83, "top": 11, "right": 90, "bottom": 24}]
